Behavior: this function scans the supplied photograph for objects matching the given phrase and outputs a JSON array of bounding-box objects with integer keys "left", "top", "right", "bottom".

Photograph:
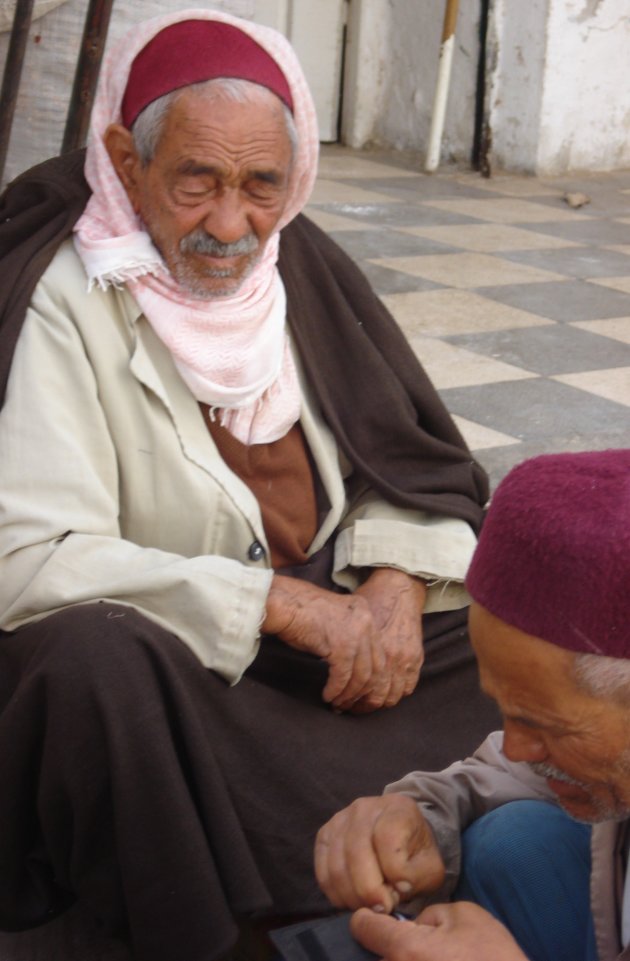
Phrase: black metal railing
[{"left": 0, "top": 0, "right": 115, "bottom": 182}]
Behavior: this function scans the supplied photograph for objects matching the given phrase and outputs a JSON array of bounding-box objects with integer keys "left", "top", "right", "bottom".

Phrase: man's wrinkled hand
[
  {"left": 262, "top": 568, "right": 426, "bottom": 713},
  {"left": 352, "top": 567, "right": 426, "bottom": 712},
  {"left": 350, "top": 902, "right": 529, "bottom": 961},
  {"left": 314, "top": 794, "right": 445, "bottom": 913},
  {"left": 261, "top": 575, "right": 386, "bottom": 709}
]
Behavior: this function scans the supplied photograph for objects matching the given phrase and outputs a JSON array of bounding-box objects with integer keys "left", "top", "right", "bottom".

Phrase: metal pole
[
  {"left": 425, "top": 0, "right": 459, "bottom": 173},
  {"left": 0, "top": 0, "right": 36, "bottom": 184},
  {"left": 61, "top": 0, "right": 115, "bottom": 153}
]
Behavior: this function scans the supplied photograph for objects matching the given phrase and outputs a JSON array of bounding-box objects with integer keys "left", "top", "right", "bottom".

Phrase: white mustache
[
  {"left": 180, "top": 230, "right": 259, "bottom": 258},
  {"left": 529, "top": 761, "right": 585, "bottom": 787}
]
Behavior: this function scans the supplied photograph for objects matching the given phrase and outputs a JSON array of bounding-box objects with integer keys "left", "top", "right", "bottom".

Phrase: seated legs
[{"left": 454, "top": 799, "right": 597, "bottom": 961}]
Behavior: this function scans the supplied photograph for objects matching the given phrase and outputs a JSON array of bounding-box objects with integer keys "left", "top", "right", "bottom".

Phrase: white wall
[
  {"left": 539, "top": 0, "right": 630, "bottom": 173},
  {"left": 486, "top": 0, "right": 630, "bottom": 175},
  {"left": 344, "top": 0, "right": 630, "bottom": 174},
  {"left": 342, "top": 0, "right": 392, "bottom": 149},
  {"left": 343, "top": 0, "right": 482, "bottom": 165},
  {"left": 4, "top": 0, "right": 629, "bottom": 182},
  {"left": 484, "top": 0, "right": 549, "bottom": 173}
]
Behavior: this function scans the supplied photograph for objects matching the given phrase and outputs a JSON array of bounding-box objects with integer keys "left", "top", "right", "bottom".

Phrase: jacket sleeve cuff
[{"left": 332, "top": 514, "right": 476, "bottom": 611}]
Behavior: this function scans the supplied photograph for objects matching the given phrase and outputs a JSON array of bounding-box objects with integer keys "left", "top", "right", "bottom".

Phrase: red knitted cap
[
  {"left": 466, "top": 449, "right": 630, "bottom": 657},
  {"left": 121, "top": 19, "right": 294, "bottom": 129}
]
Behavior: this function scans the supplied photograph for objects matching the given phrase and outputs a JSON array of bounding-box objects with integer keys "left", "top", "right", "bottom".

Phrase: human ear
[{"left": 104, "top": 123, "right": 143, "bottom": 211}]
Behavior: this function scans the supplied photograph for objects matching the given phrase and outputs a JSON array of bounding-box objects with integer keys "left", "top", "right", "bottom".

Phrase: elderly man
[
  {"left": 315, "top": 448, "right": 630, "bottom": 961},
  {"left": 0, "top": 9, "right": 499, "bottom": 961}
]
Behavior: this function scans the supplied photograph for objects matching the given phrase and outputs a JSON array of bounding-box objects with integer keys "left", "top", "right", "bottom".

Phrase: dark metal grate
[
  {"left": 0, "top": 0, "right": 115, "bottom": 183},
  {"left": 0, "top": 0, "right": 36, "bottom": 182}
]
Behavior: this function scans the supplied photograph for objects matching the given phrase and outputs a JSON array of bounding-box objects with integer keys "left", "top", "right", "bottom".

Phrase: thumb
[
  {"left": 351, "top": 908, "right": 435, "bottom": 959},
  {"left": 350, "top": 908, "right": 404, "bottom": 955}
]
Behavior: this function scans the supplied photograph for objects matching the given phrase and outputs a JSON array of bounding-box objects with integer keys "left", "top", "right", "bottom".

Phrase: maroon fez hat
[
  {"left": 466, "top": 448, "right": 630, "bottom": 657},
  {"left": 121, "top": 19, "right": 294, "bottom": 129}
]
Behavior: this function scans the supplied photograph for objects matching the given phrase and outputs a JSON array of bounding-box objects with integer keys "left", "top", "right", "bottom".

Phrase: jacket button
[{"left": 248, "top": 540, "right": 266, "bottom": 562}]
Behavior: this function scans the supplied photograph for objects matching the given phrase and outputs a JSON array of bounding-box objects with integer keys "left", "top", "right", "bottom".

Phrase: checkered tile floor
[{"left": 308, "top": 146, "right": 630, "bottom": 491}]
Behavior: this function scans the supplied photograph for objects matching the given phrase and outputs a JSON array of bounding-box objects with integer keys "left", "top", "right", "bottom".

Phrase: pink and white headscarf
[{"left": 74, "top": 8, "right": 319, "bottom": 445}]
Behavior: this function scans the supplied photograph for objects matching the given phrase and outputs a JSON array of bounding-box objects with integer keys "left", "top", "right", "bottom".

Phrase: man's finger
[
  {"left": 382, "top": 671, "right": 406, "bottom": 709},
  {"left": 351, "top": 908, "right": 428, "bottom": 959},
  {"left": 315, "top": 805, "right": 398, "bottom": 912},
  {"left": 326, "top": 633, "right": 383, "bottom": 708},
  {"left": 401, "top": 657, "right": 423, "bottom": 698},
  {"left": 336, "top": 672, "right": 390, "bottom": 713}
]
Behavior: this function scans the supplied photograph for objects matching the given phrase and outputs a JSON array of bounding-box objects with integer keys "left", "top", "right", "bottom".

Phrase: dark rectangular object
[{"left": 269, "top": 912, "right": 380, "bottom": 961}]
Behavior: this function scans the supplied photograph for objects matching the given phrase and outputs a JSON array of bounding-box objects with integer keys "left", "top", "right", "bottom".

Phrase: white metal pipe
[{"left": 425, "top": 0, "right": 459, "bottom": 173}]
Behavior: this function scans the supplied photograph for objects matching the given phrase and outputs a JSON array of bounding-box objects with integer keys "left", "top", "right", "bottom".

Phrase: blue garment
[{"left": 454, "top": 800, "right": 598, "bottom": 961}]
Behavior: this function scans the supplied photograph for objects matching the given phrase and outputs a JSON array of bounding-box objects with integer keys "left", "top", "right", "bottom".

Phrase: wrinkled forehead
[
  {"left": 150, "top": 85, "right": 295, "bottom": 175},
  {"left": 469, "top": 602, "right": 578, "bottom": 704},
  {"left": 121, "top": 18, "right": 294, "bottom": 130}
]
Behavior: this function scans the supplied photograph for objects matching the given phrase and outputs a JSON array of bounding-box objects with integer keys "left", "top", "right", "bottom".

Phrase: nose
[
  {"left": 202, "top": 188, "right": 250, "bottom": 245},
  {"left": 502, "top": 720, "right": 548, "bottom": 764}
]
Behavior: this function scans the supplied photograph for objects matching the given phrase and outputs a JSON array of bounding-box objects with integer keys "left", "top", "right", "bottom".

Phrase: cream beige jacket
[
  {"left": 387, "top": 732, "right": 630, "bottom": 961},
  {"left": 0, "top": 240, "right": 477, "bottom": 683}
]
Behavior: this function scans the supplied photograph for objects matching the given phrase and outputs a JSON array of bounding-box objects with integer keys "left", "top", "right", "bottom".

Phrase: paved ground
[{"left": 308, "top": 146, "right": 630, "bottom": 491}]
